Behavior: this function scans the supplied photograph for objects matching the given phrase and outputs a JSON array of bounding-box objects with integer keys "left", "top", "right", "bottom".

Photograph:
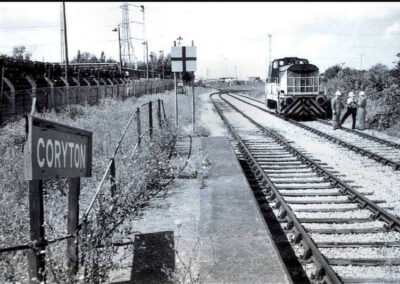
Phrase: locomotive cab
[{"left": 265, "top": 57, "right": 329, "bottom": 118}]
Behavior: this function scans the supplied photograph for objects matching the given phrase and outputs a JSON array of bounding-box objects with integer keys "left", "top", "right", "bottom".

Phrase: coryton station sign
[{"left": 24, "top": 116, "right": 93, "bottom": 180}]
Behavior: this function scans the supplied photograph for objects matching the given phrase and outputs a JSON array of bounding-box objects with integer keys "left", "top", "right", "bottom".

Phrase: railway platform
[{"left": 109, "top": 136, "right": 291, "bottom": 283}]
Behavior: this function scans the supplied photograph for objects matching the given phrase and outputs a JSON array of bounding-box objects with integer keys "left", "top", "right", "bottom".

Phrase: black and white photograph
[{"left": 1, "top": 1, "right": 400, "bottom": 283}]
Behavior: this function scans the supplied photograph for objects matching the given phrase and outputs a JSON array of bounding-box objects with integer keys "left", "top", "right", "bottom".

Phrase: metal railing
[{"left": 0, "top": 97, "right": 172, "bottom": 281}]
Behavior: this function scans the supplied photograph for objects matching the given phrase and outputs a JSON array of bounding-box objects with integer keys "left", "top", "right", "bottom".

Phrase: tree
[
  {"left": 322, "top": 65, "right": 342, "bottom": 81},
  {"left": 11, "top": 45, "right": 31, "bottom": 60},
  {"left": 71, "top": 50, "right": 112, "bottom": 63},
  {"left": 100, "top": 51, "right": 106, "bottom": 63},
  {"left": 391, "top": 53, "right": 400, "bottom": 83}
]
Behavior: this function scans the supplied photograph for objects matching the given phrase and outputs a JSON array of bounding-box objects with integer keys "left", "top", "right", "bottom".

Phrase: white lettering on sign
[
  {"left": 36, "top": 137, "right": 87, "bottom": 169},
  {"left": 37, "top": 138, "right": 45, "bottom": 167}
]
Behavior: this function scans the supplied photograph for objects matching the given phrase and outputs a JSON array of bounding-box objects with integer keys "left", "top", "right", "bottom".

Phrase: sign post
[
  {"left": 192, "top": 76, "right": 195, "bottom": 131},
  {"left": 170, "top": 40, "right": 197, "bottom": 128},
  {"left": 24, "top": 115, "right": 92, "bottom": 280},
  {"left": 27, "top": 179, "right": 45, "bottom": 283}
]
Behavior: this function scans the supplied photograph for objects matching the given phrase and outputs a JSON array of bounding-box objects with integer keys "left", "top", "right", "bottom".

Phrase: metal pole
[
  {"left": 0, "top": 66, "right": 4, "bottom": 101},
  {"left": 160, "top": 51, "right": 164, "bottom": 79},
  {"left": 146, "top": 41, "right": 149, "bottom": 80},
  {"left": 192, "top": 75, "right": 195, "bottom": 131},
  {"left": 361, "top": 54, "right": 364, "bottom": 70},
  {"left": 149, "top": 101, "right": 153, "bottom": 138},
  {"left": 136, "top": 107, "right": 141, "bottom": 146},
  {"left": 234, "top": 65, "right": 237, "bottom": 81},
  {"left": 174, "top": 72, "right": 178, "bottom": 126},
  {"left": 118, "top": 26, "right": 122, "bottom": 74},
  {"left": 62, "top": 1, "right": 69, "bottom": 80},
  {"left": 142, "top": 5, "right": 146, "bottom": 65},
  {"left": 268, "top": 33, "right": 272, "bottom": 76}
]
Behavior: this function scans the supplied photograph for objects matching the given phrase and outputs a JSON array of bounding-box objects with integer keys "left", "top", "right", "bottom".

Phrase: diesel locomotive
[{"left": 265, "top": 57, "right": 329, "bottom": 118}]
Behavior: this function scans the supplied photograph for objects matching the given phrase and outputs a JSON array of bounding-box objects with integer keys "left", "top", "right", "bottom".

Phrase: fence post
[
  {"left": 26, "top": 76, "right": 37, "bottom": 113},
  {"left": 44, "top": 77, "right": 55, "bottom": 110},
  {"left": 157, "top": 99, "right": 162, "bottom": 129},
  {"left": 114, "top": 79, "right": 120, "bottom": 98},
  {"left": 110, "top": 158, "right": 116, "bottom": 197},
  {"left": 3, "top": 77, "right": 16, "bottom": 117},
  {"left": 93, "top": 78, "right": 101, "bottom": 101},
  {"left": 149, "top": 101, "right": 153, "bottom": 138},
  {"left": 60, "top": 77, "right": 69, "bottom": 107},
  {"left": 27, "top": 180, "right": 46, "bottom": 283},
  {"left": 107, "top": 79, "right": 114, "bottom": 98},
  {"left": 100, "top": 79, "right": 108, "bottom": 98},
  {"left": 67, "top": 177, "right": 80, "bottom": 277},
  {"left": 137, "top": 107, "right": 141, "bottom": 146},
  {"left": 161, "top": 100, "right": 167, "bottom": 123},
  {"left": 72, "top": 78, "right": 80, "bottom": 105},
  {"left": 83, "top": 78, "right": 91, "bottom": 105}
]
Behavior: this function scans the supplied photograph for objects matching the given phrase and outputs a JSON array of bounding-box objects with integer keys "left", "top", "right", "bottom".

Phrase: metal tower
[{"left": 120, "top": 3, "right": 137, "bottom": 69}]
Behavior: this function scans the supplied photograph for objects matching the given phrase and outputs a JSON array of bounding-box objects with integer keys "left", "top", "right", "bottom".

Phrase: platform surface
[{"left": 110, "top": 136, "right": 291, "bottom": 284}]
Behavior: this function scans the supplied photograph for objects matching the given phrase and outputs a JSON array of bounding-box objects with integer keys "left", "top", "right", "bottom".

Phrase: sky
[{"left": 1, "top": 2, "right": 400, "bottom": 80}]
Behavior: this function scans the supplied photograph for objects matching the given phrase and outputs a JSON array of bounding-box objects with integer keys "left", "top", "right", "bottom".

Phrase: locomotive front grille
[{"left": 287, "top": 77, "right": 320, "bottom": 94}]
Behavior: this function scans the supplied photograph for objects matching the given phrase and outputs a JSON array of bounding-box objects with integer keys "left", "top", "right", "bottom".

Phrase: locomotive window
[
  {"left": 273, "top": 61, "right": 278, "bottom": 68},
  {"left": 279, "top": 60, "right": 284, "bottom": 66}
]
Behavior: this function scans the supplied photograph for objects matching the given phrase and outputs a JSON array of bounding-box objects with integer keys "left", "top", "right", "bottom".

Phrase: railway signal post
[{"left": 170, "top": 40, "right": 197, "bottom": 128}]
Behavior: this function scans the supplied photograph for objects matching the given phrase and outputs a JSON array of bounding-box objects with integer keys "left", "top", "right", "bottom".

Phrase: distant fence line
[{"left": 0, "top": 77, "right": 174, "bottom": 125}]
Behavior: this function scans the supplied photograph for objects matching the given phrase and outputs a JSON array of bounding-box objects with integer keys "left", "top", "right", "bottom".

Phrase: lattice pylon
[{"left": 120, "top": 3, "right": 137, "bottom": 69}]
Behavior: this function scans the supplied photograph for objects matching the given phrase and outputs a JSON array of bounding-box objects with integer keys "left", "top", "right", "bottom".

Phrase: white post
[
  {"left": 192, "top": 77, "right": 195, "bottom": 131},
  {"left": 174, "top": 72, "right": 178, "bottom": 126}
]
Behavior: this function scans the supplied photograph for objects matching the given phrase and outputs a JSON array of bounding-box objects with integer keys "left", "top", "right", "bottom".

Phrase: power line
[{"left": 0, "top": 25, "right": 59, "bottom": 30}]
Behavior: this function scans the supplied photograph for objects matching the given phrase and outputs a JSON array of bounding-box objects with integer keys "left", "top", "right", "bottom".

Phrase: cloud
[{"left": 386, "top": 22, "right": 400, "bottom": 34}]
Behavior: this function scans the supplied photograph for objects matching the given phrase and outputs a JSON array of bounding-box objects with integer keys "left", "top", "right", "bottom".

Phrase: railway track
[
  {"left": 226, "top": 92, "right": 400, "bottom": 170},
  {"left": 211, "top": 92, "right": 400, "bottom": 283}
]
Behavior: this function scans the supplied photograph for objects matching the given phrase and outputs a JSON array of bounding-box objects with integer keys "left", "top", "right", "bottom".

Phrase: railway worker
[
  {"left": 357, "top": 91, "right": 367, "bottom": 130},
  {"left": 331, "top": 90, "right": 343, "bottom": 130},
  {"left": 339, "top": 91, "right": 358, "bottom": 129}
]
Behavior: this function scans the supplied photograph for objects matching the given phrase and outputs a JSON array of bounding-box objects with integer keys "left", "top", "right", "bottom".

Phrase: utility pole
[
  {"left": 268, "top": 33, "right": 272, "bottom": 76},
  {"left": 112, "top": 26, "right": 123, "bottom": 74},
  {"left": 173, "top": 40, "right": 178, "bottom": 126},
  {"left": 225, "top": 57, "right": 227, "bottom": 77},
  {"left": 145, "top": 40, "right": 149, "bottom": 80},
  {"left": 159, "top": 50, "right": 164, "bottom": 79},
  {"left": 361, "top": 54, "right": 364, "bottom": 70},
  {"left": 234, "top": 65, "right": 237, "bottom": 81},
  {"left": 62, "top": 1, "right": 69, "bottom": 80},
  {"left": 142, "top": 5, "right": 145, "bottom": 68}
]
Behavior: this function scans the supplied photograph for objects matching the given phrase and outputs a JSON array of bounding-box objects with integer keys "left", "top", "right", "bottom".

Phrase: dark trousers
[{"left": 340, "top": 107, "right": 357, "bottom": 129}]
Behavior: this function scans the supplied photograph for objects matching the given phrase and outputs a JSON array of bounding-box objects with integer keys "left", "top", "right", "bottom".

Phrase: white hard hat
[
  {"left": 335, "top": 91, "right": 342, "bottom": 96},
  {"left": 348, "top": 92, "right": 354, "bottom": 97},
  {"left": 359, "top": 91, "right": 365, "bottom": 96}
]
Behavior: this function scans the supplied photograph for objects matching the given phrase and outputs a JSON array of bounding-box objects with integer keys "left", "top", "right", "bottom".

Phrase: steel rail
[
  {"left": 315, "top": 118, "right": 400, "bottom": 149},
  {"left": 224, "top": 92, "right": 400, "bottom": 170},
  {"left": 219, "top": 92, "right": 400, "bottom": 232},
  {"left": 231, "top": 92, "right": 400, "bottom": 150},
  {"left": 210, "top": 92, "right": 341, "bottom": 284}
]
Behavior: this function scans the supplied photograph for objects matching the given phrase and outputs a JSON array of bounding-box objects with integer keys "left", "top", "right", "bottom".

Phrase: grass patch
[{"left": 0, "top": 88, "right": 210, "bottom": 283}]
